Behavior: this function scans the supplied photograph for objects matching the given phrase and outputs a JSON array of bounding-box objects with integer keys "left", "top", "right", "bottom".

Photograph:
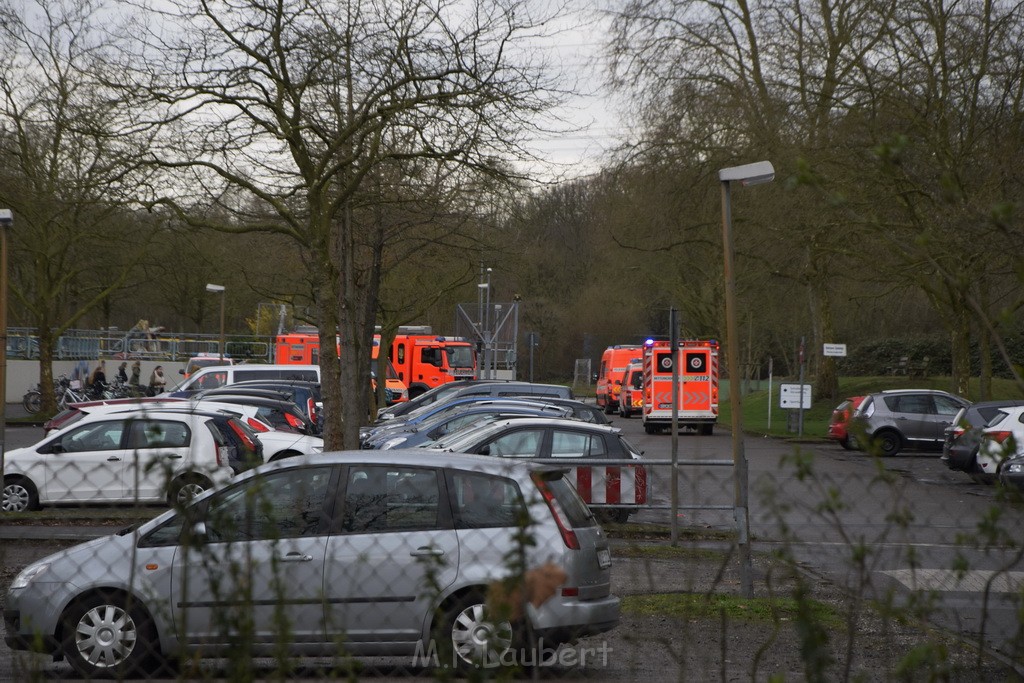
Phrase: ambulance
[
  {"left": 595, "top": 345, "right": 643, "bottom": 414},
  {"left": 641, "top": 338, "right": 719, "bottom": 434},
  {"left": 618, "top": 360, "right": 644, "bottom": 418}
]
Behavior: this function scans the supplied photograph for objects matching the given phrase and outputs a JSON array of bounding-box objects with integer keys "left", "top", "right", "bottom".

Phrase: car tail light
[
  {"left": 246, "top": 417, "right": 270, "bottom": 432},
  {"left": 532, "top": 474, "right": 580, "bottom": 550},
  {"left": 987, "top": 431, "right": 1014, "bottom": 444},
  {"left": 306, "top": 399, "right": 317, "bottom": 424},
  {"left": 229, "top": 420, "right": 259, "bottom": 451},
  {"left": 285, "top": 412, "right": 305, "bottom": 430}
]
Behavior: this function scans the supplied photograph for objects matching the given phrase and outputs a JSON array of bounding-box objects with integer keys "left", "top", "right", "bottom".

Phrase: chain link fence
[{"left": 2, "top": 426, "right": 1023, "bottom": 680}]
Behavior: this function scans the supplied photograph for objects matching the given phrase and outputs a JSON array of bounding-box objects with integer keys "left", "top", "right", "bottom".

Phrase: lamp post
[
  {"left": 718, "top": 160, "right": 774, "bottom": 598},
  {"left": 205, "top": 284, "right": 226, "bottom": 361},
  {"left": 0, "top": 209, "right": 12, "bottom": 513}
]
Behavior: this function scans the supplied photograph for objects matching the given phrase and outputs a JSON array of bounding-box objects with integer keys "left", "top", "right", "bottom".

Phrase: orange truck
[
  {"left": 380, "top": 327, "right": 476, "bottom": 399},
  {"left": 596, "top": 345, "right": 643, "bottom": 414},
  {"left": 641, "top": 338, "right": 719, "bottom": 435},
  {"left": 274, "top": 329, "right": 409, "bottom": 404}
]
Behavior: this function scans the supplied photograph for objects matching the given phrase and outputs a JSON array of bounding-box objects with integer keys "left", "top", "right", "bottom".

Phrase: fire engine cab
[
  {"left": 382, "top": 326, "right": 476, "bottom": 399},
  {"left": 641, "top": 338, "right": 719, "bottom": 435}
]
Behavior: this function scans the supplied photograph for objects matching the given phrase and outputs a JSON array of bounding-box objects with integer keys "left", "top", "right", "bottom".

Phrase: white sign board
[
  {"left": 823, "top": 343, "right": 847, "bottom": 357},
  {"left": 780, "top": 383, "right": 812, "bottom": 409}
]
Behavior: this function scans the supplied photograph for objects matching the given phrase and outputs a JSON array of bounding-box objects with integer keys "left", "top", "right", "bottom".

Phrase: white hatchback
[
  {"left": 1, "top": 409, "right": 240, "bottom": 512},
  {"left": 976, "top": 405, "right": 1024, "bottom": 478}
]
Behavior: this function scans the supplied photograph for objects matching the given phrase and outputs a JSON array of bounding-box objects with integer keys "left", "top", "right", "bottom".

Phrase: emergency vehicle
[
  {"left": 596, "top": 345, "right": 643, "bottom": 414},
  {"left": 380, "top": 326, "right": 476, "bottom": 398},
  {"left": 618, "top": 361, "right": 644, "bottom": 418},
  {"left": 274, "top": 329, "right": 409, "bottom": 404},
  {"left": 641, "top": 338, "right": 719, "bottom": 435}
]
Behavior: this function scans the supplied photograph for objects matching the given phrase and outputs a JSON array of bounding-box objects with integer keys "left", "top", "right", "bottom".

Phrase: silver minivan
[{"left": 5, "top": 451, "right": 619, "bottom": 676}]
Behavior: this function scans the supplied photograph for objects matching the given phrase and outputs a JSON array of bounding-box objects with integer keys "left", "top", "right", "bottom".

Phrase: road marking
[{"left": 880, "top": 569, "right": 1024, "bottom": 593}]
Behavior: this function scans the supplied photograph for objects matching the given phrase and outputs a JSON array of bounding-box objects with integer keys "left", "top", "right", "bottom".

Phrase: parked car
[
  {"left": 179, "top": 354, "right": 234, "bottom": 379},
  {"left": 998, "top": 451, "right": 1024, "bottom": 491},
  {"left": 827, "top": 396, "right": 865, "bottom": 449},
  {"left": 1, "top": 408, "right": 262, "bottom": 512},
  {"left": 428, "top": 416, "right": 647, "bottom": 522},
  {"left": 375, "top": 380, "right": 574, "bottom": 423},
  {"left": 190, "top": 393, "right": 317, "bottom": 435},
  {"left": 366, "top": 400, "right": 574, "bottom": 450},
  {"left": 360, "top": 395, "right": 571, "bottom": 445},
  {"left": 172, "top": 363, "right": 319, "bottom": 393},
  {"left": 849, "top": 389, "right": 970, "bottom": 456},
  {"left": 975, "top": 405, "right": 1024, "bottom": 481},
  {"left": 222, "top": 379, "right": 323, "bottom": 426},
  {"left": 4, "top": 451, "right": 620, "bottom": 677},
  {"left": 942, "top": 400, "right": 1024, "bottom": 482},
  {"left": 537, "top": 397, "right": 612, "bottom": 425}
]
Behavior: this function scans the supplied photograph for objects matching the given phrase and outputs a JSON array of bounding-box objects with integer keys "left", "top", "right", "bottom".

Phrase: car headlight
[
  {"left": 381, "top": 437, "right": 408, "bottom": 450},
  {"left": 1007, "top": 461, "right": 1024, "bottom": 473},
  {"left": 11, "top": 562, "right": 50, "bottom": 589}
]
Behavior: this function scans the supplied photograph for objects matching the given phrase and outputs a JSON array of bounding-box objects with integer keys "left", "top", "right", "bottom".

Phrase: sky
[{"left": 514, "top": 1, "right": 629, "bottom": 184}]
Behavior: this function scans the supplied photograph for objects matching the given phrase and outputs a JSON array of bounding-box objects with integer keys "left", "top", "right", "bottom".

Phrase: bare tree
[
  {"left": 114, "top": 0, "right": 561, "bottom": 446},
  {"left": 0, "top": 0, "right": 157, "bottom": 412}
]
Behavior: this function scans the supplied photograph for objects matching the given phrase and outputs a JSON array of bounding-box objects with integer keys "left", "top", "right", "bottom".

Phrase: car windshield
[
  {"left": 430, "top": 420, "right": 508, "bottom": 451},
  {"left": 445, "top": 346, "right": 474, "bottom": 368}
]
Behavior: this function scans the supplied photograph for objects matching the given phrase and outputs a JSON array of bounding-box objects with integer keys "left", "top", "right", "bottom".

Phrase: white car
[
  {"left": 1, "top": 408, "right": 246, "bottom": 512},
  {"left": 976, "top": 405, "right": 1024, "bottom": 478},
  {"left": 47, "top": 399, "right": 324, "bottom": 462}
]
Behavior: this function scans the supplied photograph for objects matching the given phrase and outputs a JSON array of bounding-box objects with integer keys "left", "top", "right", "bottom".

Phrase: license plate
[{"left": 597, "top": 548, "right": 611, "bottom": 569}]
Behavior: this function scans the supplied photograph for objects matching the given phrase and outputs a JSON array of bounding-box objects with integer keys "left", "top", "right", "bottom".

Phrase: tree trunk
[{"left": 950, "top": 304, "right": 972, "bottom": 398}]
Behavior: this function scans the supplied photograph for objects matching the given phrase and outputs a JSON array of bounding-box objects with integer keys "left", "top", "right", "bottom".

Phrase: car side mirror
[
  {"left": 179, "top": 369, "right": 186, "bottom": 375},
  {"left": 478, "top": 444, "right": 491, "bottom": 456},
  {"left": 188, "top": 522, "right": 210, "bottom": 544}
]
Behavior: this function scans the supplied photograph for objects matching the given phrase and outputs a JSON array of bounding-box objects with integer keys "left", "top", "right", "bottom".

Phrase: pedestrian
[
  {"left": 117, "top": 361, "right": 129, "bottom": 383},
  {"left": 149, "top": 365, "right": 166, "bottom": 395},
  {"left": 88, "top": 361, "right": 107, "bottom": 398},
  {"left": 129, "top": 360, "right": 141, "bottom": 387}
]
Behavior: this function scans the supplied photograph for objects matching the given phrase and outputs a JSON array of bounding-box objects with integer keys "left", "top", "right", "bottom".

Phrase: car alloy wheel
[
  {"left": 63, "top": 593, "right": 154, "bottom": 678},
  {"left": 2, "top": 479, "right": 36, "bottom": 512}
]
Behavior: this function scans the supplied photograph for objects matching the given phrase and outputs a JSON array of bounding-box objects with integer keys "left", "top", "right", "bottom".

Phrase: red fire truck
[
  {"left": 596, "top": 345, "right": 644, "bottom": 414},
  {"left": 381, "top": 326, "right": 476, "bottom": 399},
  {"left": 274, "top": 329, "right": 409, "bottom": 404},
  {"left": 641, "top": 338, "right": 719, "bottom": 435}
]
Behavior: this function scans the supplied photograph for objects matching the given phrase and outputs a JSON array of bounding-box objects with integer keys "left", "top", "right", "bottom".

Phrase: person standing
[
  {"left": 88, "top": 361, "right": 107, "bottom": 398},
  {"left": 116, "top": 361, "right": 129, "bottom": 383},
  {"left": 148, "top": 365, "right": 166, "bottom": 395},
  {"left": 129, "top": 360, "right": 142, "bottom": 391}
]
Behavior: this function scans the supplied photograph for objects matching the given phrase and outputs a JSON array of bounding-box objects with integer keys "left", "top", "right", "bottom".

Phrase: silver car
[
  {"left": 4, "top": 450, "right": 619, "bottom": 676},
  {"left": 850, "top": 389, "right": 970, "bottom": 456}
]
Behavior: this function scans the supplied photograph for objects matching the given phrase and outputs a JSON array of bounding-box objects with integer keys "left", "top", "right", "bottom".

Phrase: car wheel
[
  {"left": 700, "top": 424, "right": 714, "bottom": 436},
  {"left": 2, "top": 476, "right": 40, "bottom": 512},
  {"left": 874, "top": 430, "right": 902, "bottom": 457},
  {"left": 167, "top": 474, "right": 213, "bottom": 507},
  {"left": 644, "top": 423, "right": 658, "bottom": 435},
  {"left": 840, "top": 435, "right": 854, "bottom": 450},
  {"left": 440, "top": 592, "right": 517, "bottom": 671},
  {"left": 61, "top": 591, "right": 156, "bottom": 679},
  {"left": 603, "top": 402, "right": 614, "bottom": 415}
]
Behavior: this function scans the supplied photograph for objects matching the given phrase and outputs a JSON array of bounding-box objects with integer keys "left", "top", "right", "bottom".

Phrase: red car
[{"left": 827, "top": 396, "right": 865, "bottom": 450}]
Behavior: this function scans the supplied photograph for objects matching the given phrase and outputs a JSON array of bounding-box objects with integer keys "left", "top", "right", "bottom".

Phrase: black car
[
  {"left": 222, "top": 379, "right": 323, "bottom": 427},
  {"left": 191, "top": 392, "right": 317, "bottom": 436},
  {"left": 942, "top": 400, "right": 1024, "bottom": 481}
]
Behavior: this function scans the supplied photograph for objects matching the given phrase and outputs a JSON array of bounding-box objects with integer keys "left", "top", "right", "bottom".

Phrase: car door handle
[
  {"left": 410, "top": 547, "right": 444, "bottom": 557},
  {"left": 106, "top": 456, "right": 121, "bottom": 462},
  {"left": 279, "top": 552, "right": 313, "bottom": 562},
  {"left": 167, "top": 454, "right": 183, "bottom": 459}
]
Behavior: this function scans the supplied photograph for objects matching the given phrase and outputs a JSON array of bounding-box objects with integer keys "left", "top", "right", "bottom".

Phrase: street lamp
[
  {"left": 718, "top": 160, "right": 774, "bottom": 598},
  {"left": 0, "top": 209, "right": 12, "bottom": 513},
  {"left": 205, "top": 283, "right": 226, "bottom": 361}
]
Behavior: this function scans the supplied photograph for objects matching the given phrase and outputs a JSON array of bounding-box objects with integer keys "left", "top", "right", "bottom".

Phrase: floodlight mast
[{"left": 718, "top": 161, "right": 774, "bottom": 598}]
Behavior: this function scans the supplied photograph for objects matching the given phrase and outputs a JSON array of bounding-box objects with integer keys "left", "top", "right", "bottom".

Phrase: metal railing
[{"left": 6, "top": 327, "right": 273, "bottom": 363}]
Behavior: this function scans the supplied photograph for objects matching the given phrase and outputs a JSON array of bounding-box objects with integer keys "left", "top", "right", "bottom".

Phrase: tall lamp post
[
  {"left": 205, "top": 284, "right": 226, "bottom": 361},
  {"left": 719, "top": 160, "right": 774, "bottom": 598},
  {"left": 0, "top": 209, "right": 12, "bottom": 513}
]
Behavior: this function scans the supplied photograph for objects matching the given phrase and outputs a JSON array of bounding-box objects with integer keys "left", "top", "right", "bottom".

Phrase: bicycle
[
  {"left": 56, "top": 376, "right": 90, "bottom": 411},
  {"left": 22, "top": 385, "right": 42, "bottom": 414}
]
